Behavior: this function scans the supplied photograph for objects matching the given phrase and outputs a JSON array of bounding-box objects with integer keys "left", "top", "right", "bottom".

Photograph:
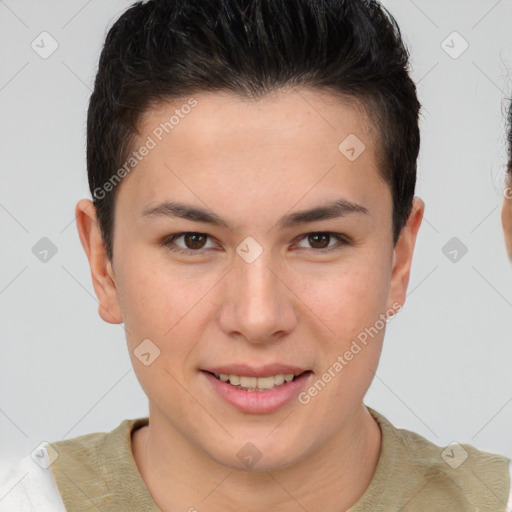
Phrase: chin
[{"left": 206, "top": 439, "right": 306, "bottom": 473}]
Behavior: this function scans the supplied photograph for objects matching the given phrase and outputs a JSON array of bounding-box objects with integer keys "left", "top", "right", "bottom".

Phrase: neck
[{"left": 131, "top": 403, "right": 381, "bottom": 512}]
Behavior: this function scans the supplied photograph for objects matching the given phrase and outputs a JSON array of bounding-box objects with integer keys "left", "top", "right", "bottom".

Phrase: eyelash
[{"left": 160, "top": 232, "right": 351, "bottom": 255}]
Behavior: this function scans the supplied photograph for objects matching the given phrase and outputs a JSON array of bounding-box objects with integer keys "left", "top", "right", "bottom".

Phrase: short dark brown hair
[{"left": 87, "top": 0, "right": 421, "bottom": 261}]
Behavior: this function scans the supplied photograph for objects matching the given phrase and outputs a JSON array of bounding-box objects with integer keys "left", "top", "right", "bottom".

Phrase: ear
[
  {"left": 387, "top": 197, "right": 425, "bottom": 310},
  {"left": 501, "top": 192, "right": 512, "bottom": 259},
  {"left": 75, "top": 199, "right": 123, "bottom": 324}
]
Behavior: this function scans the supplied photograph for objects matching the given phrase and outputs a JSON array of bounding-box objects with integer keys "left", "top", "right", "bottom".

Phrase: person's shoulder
[
  {"left": 393, "top": 417, "right": 510, "bottom": 473},
  {"left": 374, "top": 408, "right": 512, "bottom": 510},
  {"left": 0, "top": 451, "right": 66, "bottom": 512},
  {"left": 48, "top": 417, "right": 146, "bottom": 464},
  {"left": 0, "top": 417, "right": 145, "bottom": 512}
]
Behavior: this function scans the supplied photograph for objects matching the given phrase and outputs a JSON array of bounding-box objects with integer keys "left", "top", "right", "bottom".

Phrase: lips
[
  {"left": 201, "top": 365, "right": 313, "bottom": 413},
  {"left": 203, "top": 364, "right": 308, "bottom": 378}
]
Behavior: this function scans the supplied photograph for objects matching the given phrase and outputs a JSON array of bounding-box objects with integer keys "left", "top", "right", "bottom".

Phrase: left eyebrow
[
  {"left": 140, "top": 198, "right": 369, "bottom": 230},
  {"left": 277, "top": 199, "right": 369, "bottom": 229}
]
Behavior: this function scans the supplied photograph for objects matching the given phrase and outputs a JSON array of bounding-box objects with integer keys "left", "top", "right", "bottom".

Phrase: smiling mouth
[{"left": 206, "top": 371, "right": 310, "bottom": 392}]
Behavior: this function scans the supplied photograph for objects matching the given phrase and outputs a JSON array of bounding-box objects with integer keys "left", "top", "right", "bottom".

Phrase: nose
[{"left": 217, "top": 250, "right": 298, "bottom": 345}]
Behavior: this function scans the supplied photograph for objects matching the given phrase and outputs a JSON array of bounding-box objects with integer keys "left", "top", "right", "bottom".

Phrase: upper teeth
[{"left": 215, "top": 373, "right": 296, "bottom": 390}]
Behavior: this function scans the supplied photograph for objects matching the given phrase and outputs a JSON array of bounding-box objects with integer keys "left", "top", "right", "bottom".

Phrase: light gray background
[{"left": 1, "top": 0, "right": 512, "bottom": 475}]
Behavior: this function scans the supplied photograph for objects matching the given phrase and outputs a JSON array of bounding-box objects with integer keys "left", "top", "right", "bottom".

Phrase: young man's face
[{"left": 77, "top": 88, "right": 423, "bottom": 470}]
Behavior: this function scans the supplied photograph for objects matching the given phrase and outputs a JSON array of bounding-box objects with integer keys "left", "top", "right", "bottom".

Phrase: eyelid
[
  {"left": 160, "top": 231, "right": 351, "bottom": 255},
  {"left": 160, "top": 232, "right": 218, "bottom": 253},
  {"left": 293, "top": 232, "right": 351, "bottom": 251}
]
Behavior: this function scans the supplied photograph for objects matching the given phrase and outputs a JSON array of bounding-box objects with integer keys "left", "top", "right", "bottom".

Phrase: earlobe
[
  {"left": 75, "top": 199, "right": 123, "bottom": 325},
  {"left": 388, "top": 197, "right": 425, "bottom": 309}
]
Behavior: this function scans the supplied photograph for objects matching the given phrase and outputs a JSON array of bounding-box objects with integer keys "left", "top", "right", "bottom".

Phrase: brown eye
[
  {"left": 182, "top": 233, "right": 207, "bottom": 249},
  {"left": 308, "top": 233, "right": 330, "bottom": 249},
  {"left": 295, "top": 232, "right": 350, "bottom": 252},
  {"left": 161, "top": 232, "right": 215, "bottom": 254}
]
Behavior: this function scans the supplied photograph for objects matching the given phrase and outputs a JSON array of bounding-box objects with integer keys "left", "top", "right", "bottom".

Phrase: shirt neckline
[{"left": 101, "top": 405, "right": 393, "bottom": 510}]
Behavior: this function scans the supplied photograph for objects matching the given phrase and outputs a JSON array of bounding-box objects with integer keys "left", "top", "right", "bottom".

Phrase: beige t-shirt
[{"left": 1, "top": 406, "right": 511, "bottom": 511}]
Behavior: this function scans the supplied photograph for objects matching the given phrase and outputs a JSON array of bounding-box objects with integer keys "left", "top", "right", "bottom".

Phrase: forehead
[
  {"left": 115, "top": 87, "right": 387, "bottom": 220},
  {"left": 138, "top": 87, "right": 376, "bottom": 153}
]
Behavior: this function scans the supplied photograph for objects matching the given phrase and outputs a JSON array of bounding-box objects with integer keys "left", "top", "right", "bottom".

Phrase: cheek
[
  {"left": 116, "top": 263, "right": 197, "bottom": 399},
  {"left": 301, "top": 264, "right": 388, "bottom": 419},
  {"left": 114, "top": 252, "right": 182, "bottom": 348},
  {"left": 117, "top": 274, "right": 168, "bottom": 342},
  {"left": 299, "top": 255, "right": 391, "bottom": 339},
  {"left": 115, "top": 252, "right": 218, "bottom": 367}
]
